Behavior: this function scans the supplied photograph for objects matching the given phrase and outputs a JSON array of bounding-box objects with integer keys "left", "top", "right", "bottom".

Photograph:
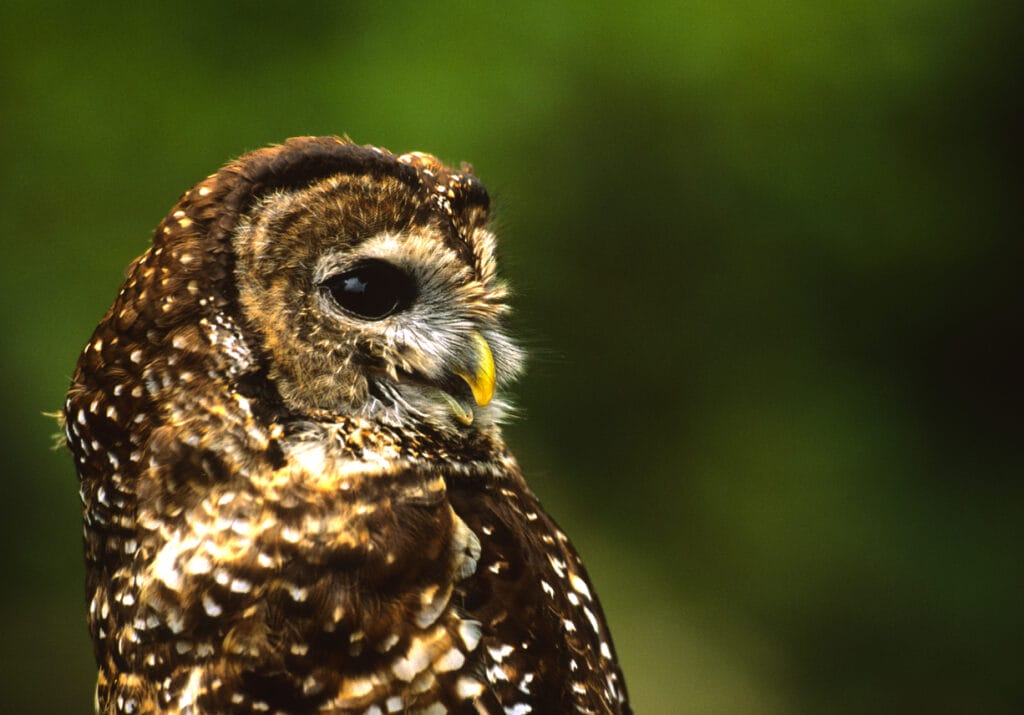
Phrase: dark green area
[{"left": 2, "top": 2, "right": 1020, "bottom": 712}]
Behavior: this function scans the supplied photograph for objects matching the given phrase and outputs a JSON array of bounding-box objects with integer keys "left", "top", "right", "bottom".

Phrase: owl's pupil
[{"left": 323, "top": 260, "right": 415, "bottom": 320}]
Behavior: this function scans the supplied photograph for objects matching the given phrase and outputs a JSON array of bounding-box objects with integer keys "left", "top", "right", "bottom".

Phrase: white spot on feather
[
  {"left": 177, "top": 669, "right": 203, "bottom": 709},
  {"left": 290, "top": 441, "right": 327, "bottom": 474},
  {"left": 151, "top": 530, "right": 197, "bottom": 591},
  {"left": 434, "top": 647, "right": 466, "bottom": 673},
  {"left": 504, "top": 704, "right": 532, "bottom": 715},
  {"left": 569, "top": 573, "right": 593, "bottom": 600},
  {"left": 456, "top": 676, "right": 484, "bottom": 699},
  {"left": 202, "top": 594, "right": 222, "bottom": 617},
  {"left": 487, "top": 644, "right": 514, "bottom": 663},
  {"left": 457, "top": 619, "right": 482, "bottom": 652}
]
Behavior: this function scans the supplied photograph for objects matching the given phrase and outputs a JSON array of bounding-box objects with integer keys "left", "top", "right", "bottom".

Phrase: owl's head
[
  {"left": 232, "top": 151, "right": 524, "bottom": 431},
  {"left": 122, "top": 137, "right": 523, "bottom": 434}
]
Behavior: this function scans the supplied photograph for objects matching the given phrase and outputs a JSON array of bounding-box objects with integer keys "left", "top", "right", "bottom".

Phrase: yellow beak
[{"left": 455, "top": 332, "right": 495, "bottom": 407}]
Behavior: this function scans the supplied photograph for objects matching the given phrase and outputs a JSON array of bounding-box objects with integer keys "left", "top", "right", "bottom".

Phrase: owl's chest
[{"left": 187, "top": 439, "right": 460, "bottom": 589}]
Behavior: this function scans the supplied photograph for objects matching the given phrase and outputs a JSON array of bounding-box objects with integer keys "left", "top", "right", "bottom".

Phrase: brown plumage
[{"left": 64, "top": 136, "right": 630, "bottom": 714}]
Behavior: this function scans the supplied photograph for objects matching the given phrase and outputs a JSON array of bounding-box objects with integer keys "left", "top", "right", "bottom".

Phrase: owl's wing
[{"left": 448, "top": 469, "right": 632, "bottom": 714}]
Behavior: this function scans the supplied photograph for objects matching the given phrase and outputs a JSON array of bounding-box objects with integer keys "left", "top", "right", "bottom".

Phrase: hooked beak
[
  {"left": 455, "top": 331, "right": 495, "bottom": 408},
  {"left": 415, "top": 331, "right": 496, "bottom": 426}
]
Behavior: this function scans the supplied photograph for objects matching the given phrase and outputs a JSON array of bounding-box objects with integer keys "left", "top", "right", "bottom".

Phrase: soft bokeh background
[{"left": 2, "top": 2, "right": 1021, "bottom": 712}]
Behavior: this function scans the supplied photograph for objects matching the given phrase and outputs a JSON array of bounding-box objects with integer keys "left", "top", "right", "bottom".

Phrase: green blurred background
[{"left": 2, "top": 1, "right": 1021, "bottom": 712}]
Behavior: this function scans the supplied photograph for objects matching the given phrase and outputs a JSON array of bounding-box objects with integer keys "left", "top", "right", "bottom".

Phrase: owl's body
[{"left": 64, "top": 137, "right": 629, "bottom": 714}]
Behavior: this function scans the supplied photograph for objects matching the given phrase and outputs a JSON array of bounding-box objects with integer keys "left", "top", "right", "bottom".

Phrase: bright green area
[{"left": 2, "top": 2, "right": 1020, "bottom": 712}]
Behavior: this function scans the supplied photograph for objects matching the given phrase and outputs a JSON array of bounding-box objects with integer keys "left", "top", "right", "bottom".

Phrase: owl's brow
[{"left": 222, "top": 139, "right": 488, "bottom": 273}]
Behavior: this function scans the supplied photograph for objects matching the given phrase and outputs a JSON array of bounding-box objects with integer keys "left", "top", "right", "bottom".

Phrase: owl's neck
[{"left": 277, "top": 411, "right": 518, "bottom": 481}]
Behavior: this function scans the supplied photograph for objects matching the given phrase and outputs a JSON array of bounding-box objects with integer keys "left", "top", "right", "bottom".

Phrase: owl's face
[{"left": 234, "top": 171, "right": 522, "bottom": 431}]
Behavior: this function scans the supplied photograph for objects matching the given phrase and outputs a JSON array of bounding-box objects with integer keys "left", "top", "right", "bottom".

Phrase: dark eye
[{"left": 321, "top": 260, "right": 416, "bottom": 320}]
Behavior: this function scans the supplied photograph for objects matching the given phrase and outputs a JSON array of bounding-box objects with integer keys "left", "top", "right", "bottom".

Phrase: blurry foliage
[{"left": 1, "top": 1, "right": 1021, "bottom": 712}]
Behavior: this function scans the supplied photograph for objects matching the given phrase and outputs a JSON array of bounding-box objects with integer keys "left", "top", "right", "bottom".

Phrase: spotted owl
[{"left": 63, "top": 136, "right": 630, "bottom": 714}]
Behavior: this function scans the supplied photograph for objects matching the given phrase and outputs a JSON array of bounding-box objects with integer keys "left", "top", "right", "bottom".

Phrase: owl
[{"left": 63, "top": 136, "right": 630, "bottom": 714}]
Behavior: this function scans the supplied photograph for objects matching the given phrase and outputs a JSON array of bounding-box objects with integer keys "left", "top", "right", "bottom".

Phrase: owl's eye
[{"left": 322, "top": 260, "right": 416, "bottom": 320}]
